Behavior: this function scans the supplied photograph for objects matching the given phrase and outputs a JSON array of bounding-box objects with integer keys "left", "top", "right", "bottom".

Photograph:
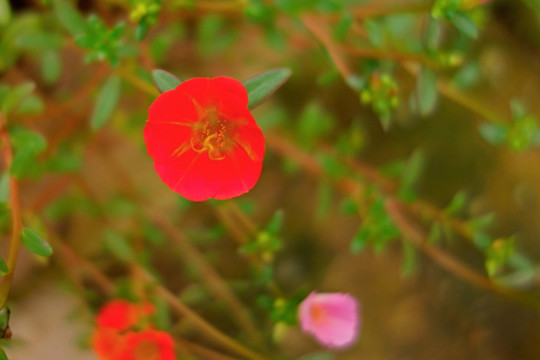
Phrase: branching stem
[{"left": 0, "top": 114, "right": 23, "bottom": 310}]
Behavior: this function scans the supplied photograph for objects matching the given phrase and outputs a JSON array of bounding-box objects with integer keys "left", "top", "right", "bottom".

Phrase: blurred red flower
[
  {"left": 93, "top": 300, "right": 174, "bottom": 360},
  {"left": 96, "top": 299, "right": 154, "bottom": 331},
  {"left": 144, "top": 77, "right": 265, "bottom": 201},
  {"left": 117, "top": 330, "right": 175, "bottom": 360}
]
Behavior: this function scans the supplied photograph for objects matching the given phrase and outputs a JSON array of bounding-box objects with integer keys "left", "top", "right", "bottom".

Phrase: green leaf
[
  {"left": 53, "top": 0, "right": 88, "bottom": 37},
  {"left": 0, "top": 255, "right": 8, "bottom": 275},
  {"left": 478, "top": 123, "right": 507, "bottom": 145},
  {"left": 511, "top": 100, "right": 527, "bottom": 120},
  {"left": 318, "top": 153, "right": 349, "bottom": 178},
  {"left": 469, "top": 212, "right": 496, "bottom": 231},
  {"left": 41, "top": 51, "right": 62, "bottom": 85},
  {"left": 351, "top": 226, "right": 369, "bottom": 253},
  {"left": 315, "top": 181, "right": 332, "bottom": 219},
  {"left": 0, "top": 346, "right": 6, "bottom": 360},
  {"left": 15, "top": 32, "right": 64, "bottom": 51},
  {"left": 416, "top": 67, "right": 438, "bottom": 116},
  {"left": 423, "top": 17, "right": 441, "bottom": 50},
  {"left": 452, "top": 13, "right": 478, "bottom": 39},
  {"left": 151, "top": 69, "right": 181, "bottom": 93},
  {"left": 333, "top": 12, "right": 352, "bottom": 42},
  {"left": 104, "top": 230, "right": 134, "bottom": 261},
  {"left": 90, "top": 76, "right": 121, "bottom": 130},
  {"left": 11, "top": 128, "right": 47, "bottom": 153},
  {"left": 196, "top": 15, "right": 237, "bottom": 56},
  {"left": 244, "top": 68, "right": 291, "bottom": 109},
  {"left": 297, "top": 102, "right": 334, "bottom": 148},
  {"left": 401, "top": 148, "right": 425, "bottom": 192},
  {"left": 298, "top": 352, "right": 333, "bottom": 360},
  {"left": 444, "top": 191, "right": 467, "bottom": 216},
  {"left": 485, "top": 238, "right": 515, "bottom": 277},
  {"left": 452, "top": 62, "right": 479, "bottom": 89},
  {"left": 1, "top": 82, "right": 35, "bottom": 114},
  {"left": 364, "top": 19, "right": 384, "bottom": 48},
  {"left": 507, "top": 114, "right": 537, "bottom": 151},
  {"left": 0, "top": 0, "right": 11, "bottom": 26},
  {"left": 16, "top": 94, "right": 44, "bottom": 115},
  {"left": 265, "top": 209, "right": 284, "bottom": 235},
  {"left": 0, "top": 174, "right": 9, "bottom": 203},
  {"left": 21, "top": 227, "right": 53, "bottom": 257},
  {"left": 401, "top": 240, "right": 417, "bottom": 276}
]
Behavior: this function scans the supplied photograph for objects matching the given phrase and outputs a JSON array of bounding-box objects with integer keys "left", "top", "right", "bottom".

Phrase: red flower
[
  {"left": 93, "top": 328, "right": 124, "bottom": 360},
  {"left": 144, "top": 77, "right": 265, "bottom": 201},
  {"left": 93, "top": 300, "right": 156, "bottom": 360},
  {"left": 117, "top": 330, "right": 175, "bottom": 360},
  {"left": 96, "top": 299, "right": 154, "bottom": 331}
]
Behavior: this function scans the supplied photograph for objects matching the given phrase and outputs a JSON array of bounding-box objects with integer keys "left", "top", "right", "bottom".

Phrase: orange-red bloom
[
  {"left": 96, "top": 299, "right": 154, "bottom": 331},
  {"left": 144, "top": 77, "right": 265, "bottom": 201},
  {"left": 117, "top": 330, "right": 175, "bottom": 360},
  {"left": 92, "top": 300, "right": 174, "bottom": 360}
]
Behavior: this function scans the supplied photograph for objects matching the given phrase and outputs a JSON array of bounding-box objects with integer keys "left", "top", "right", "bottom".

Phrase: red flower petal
[
  {"left": 93, "top": 328, "right": 125, "bottom": 360},
  {"left": 144, "top": 76, "right": 265, "bottom": 201},
  {"left": 211, "top": 76, "right": 249, "bottom": 106},
  {"left": 117, "top": 330, "right": 175, "bottom": 360},
  {"left": 212, "top": 145, "right": 263, "bottom": 200},
  {"left": 96, "top": 300, "right": 154, "bottom": 331},
  {"left": 154, "top": 151, "right": 221, "bottom": 201}
]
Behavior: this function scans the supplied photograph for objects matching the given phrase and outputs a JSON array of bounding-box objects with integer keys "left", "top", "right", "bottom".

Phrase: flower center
[
  {"left": 310, "top": 303, "right": 327, "bottom": 324},
  {"left": 190, "top": 105, "right": 236, "bottom": 161},
  {"left": 133, "top": 339, "right": 161, "bottom": 360}
]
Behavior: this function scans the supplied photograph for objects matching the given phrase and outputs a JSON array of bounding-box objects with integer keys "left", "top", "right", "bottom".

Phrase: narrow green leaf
[
  {"left": 416, "top": 67, "right": 438, "bottom": 116},
  {"left": 401, "top": 240, "right": 417, "bottom": 276},
  {"left": 452, "top": 62, "right": 479, "bottom": 89},
  {"left": 401, "top": 148, "right": 424, "bottom": 191},
  {"left": 41, "top": 51, "right": 62, "bottom": 85},
  {"left": 333, "top": 12, "right": 352, "bottom": 42},
  {"left": 298, "top": 351, "right": 334, "bottom": 360},
  {"left": 315, "top": 180, "right": 332, "bottom": 219},
  {"left": 266, "top": 209, "right": 283, "bottom": 235},
  {"left": 364, "top": 19, "right": 384, "bottom": 48},
  {"left": 90, "top": 76, "right": 121, "bottom": 130},
  {"left": 0, "top": 173, "right": 9, "bottom": 203},
  {"left": 452, "top": 13, "right": 478, "bottom": 39},
  {"left": 16, "top": 94, "right": 44, "bottom": 115},
  {"left": 244, "top": 68, "right": 291, "bottom": 109},
  {"left": 0, "top": 0, "right": 11, "bottom": 26},
  {"left": 444, "top": 191, "right": 467, "bottom": 215},
  {"left": 0, "top": 346, "right": 7, "bottom": 360},
  {"left": 15, "top": 32, "right": 64, "bottom": 51},
  {"left": 510, "top": 100, "right": 527, "bottom": 120},
  {"left": 478, "top": 123, "right": 507, "bottom": 145},
  {"left": 21, "top": 227, "right": 53, "bottom": 257},
  {"left": 350, "top": 226, "right": 369, "bottom": 253},
  {"left": 53, "top": 0, "right": 88, "bottom": 37},
  {"left": 1, "top": 82, "right": 35, "bottom": 115},
  {"left": 104, "top": 230, "right": 134, "bottom": 261},
  {"left": 11, "top": 128, "right": 47, "bottom": 153},
  {"left": 423, "top": 16, "right": 440, "bottom": 50},
  {"left": 0, "top": 255, "right": 8, "bottom": 275},
  {"left": 151, "top": 69, "right": 182, "bottom": 93}
]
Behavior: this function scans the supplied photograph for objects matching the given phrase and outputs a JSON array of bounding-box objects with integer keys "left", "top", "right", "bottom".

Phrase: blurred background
[{"left": 1, "top": 0, "right": 540, "bottom": 359}]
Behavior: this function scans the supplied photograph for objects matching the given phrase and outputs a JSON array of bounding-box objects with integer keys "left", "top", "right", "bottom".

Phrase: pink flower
[{"left": 298, "top": 292, "right": 360, "bottom": 349}]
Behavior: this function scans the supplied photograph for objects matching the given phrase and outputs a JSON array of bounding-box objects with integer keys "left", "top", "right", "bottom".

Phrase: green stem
[
  {"left": 146, "top": 269, "right": 267, "bottom": 360},
  {"left": 0, "top": 115, "right": 23, "bottom": 310}
]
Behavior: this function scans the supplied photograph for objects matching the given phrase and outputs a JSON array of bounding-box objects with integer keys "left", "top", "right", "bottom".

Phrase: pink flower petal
[{"left": 298, "top": 291, "right": 360, "bottom": 349}]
